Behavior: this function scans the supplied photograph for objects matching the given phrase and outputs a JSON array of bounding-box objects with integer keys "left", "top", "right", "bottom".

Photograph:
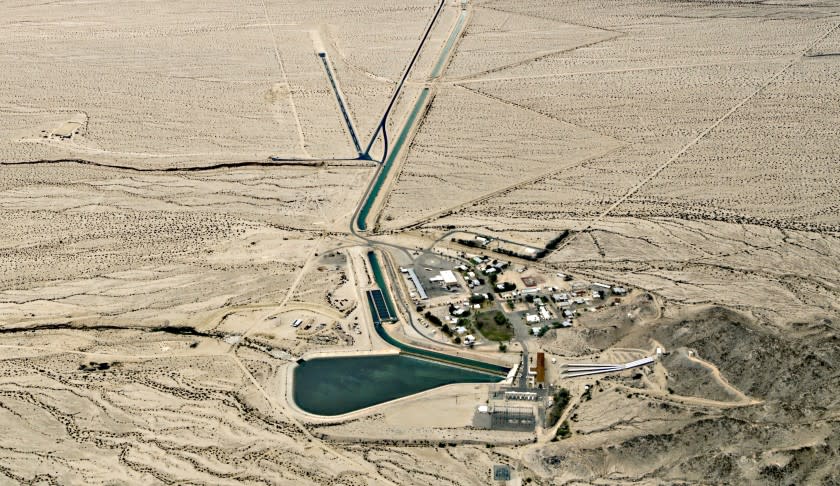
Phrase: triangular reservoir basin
[{"left": 293, "top": 354, "right": 502, "bottom": 416}]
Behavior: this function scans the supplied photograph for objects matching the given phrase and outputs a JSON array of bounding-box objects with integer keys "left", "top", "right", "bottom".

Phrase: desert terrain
[{"left": 1, "top": 0, "right": 839, "bottom": 484}]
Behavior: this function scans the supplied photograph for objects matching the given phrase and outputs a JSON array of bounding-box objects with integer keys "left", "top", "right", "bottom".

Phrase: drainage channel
[{"left": 319, "top": 52, "right": 362, "bottom": 156}]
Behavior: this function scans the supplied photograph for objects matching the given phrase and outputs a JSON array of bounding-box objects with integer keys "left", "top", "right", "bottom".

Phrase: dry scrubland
[
  {"left": 0, "top": 0, "right": 438, "bottom": 166},
  {"left": 0, "top": 162, "right": 370, "bottom": 327},
  {"left": 409, "top": 0, "right": 840, "bottom": 325},
  {"left": 1, "top": 0, "right": 840, "bottom": 484},
  {"left": 391, "top": 0, "right": 838, "bottom": 483}
]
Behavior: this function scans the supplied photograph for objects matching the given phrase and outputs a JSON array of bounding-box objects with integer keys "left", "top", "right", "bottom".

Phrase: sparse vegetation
[
  {"left": 476, "top": 311, "right": 513, "bottom": 341},
  {"left": 547, "top": 388, "right": 571, "bottom": 427},
  {"left": 554, "top": 420, "right": 571, "bottom": 440}
]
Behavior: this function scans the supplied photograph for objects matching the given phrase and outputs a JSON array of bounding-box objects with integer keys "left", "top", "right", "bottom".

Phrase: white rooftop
[{"left": 440, "top": 270, "right": 458, "bottom": 284}]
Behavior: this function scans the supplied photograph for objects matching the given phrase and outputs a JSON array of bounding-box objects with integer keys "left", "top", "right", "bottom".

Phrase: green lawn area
[{"left": 475, "top": 310, "right": 513, "bottom": 342}]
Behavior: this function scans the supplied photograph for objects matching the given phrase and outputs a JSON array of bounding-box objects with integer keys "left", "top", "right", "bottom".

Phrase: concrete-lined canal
[
  {"left": 291, "top": 6, "right": 505, "bottom": 418},
  {"left": 355, "top": 6, "right": 468, "bottom": 231},
  {"left": 291, "top": 251, "right": 508, "bottom": 416},
  {"left": 366, "top": 251, "right": 509, "bottom": 375},
  {"left": 355, "top": 88, "right": 430, "bottom": 231},
  {"left": 431, "top": 10, "right": 467, "bottom": 78}
]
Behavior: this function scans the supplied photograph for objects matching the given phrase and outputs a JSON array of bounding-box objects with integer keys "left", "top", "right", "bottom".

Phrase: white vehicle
[{"left": 291, "top": 319, "right": 303, "bottom": 328}]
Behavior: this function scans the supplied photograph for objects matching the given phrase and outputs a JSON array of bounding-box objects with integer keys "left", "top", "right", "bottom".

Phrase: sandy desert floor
[{"left": 1, "top": 0, "right": 839, "bottom": 484}]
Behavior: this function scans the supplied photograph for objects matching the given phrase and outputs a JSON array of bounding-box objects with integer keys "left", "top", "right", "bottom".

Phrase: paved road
[{"left": 362, "top": 0, "right": 447, "bottom": 159}]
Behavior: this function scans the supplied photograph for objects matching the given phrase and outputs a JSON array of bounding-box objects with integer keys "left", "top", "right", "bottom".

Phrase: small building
[
  {"left": 539, "top": 306, "right": 552, "bottom": 321},
  {"left": 464, "top": 335, "right": 476, "bottom": 346},
  {"left": 440, "top": 270, "right": 458, "bottom": 285},
  {"left": 612, "top": 286, "right": 628, "bottom": 296},
  {"left": 504, "top": 391, "right": 537, "bottom": 400},
  {"left": 525, "top": 314, "right": 540, "bottom": 323},
  {"left": 534, "top": 352, "right": 545, "bottom": 384},
  {"left": 404, "top": 268, "right": 428, "bottom": 300},
  {"left": 592, "top": 282, "right": 612, "bottom": 293}
]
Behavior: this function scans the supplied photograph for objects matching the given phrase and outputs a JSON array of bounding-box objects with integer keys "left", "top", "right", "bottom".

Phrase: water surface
[{"left": 293, "top": 354, "right": 500, "bottom": 416}]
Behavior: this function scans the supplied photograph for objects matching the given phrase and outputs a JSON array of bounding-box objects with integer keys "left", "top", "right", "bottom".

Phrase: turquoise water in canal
[
  {"left": 356, "top": 88, "right": 430, "bottom": 231},
  {"left": 430, "top": 11, "right": 467, "bottom": 78},
  {"left": 292, "top": 354, "right": 500, "bottom": 416}
]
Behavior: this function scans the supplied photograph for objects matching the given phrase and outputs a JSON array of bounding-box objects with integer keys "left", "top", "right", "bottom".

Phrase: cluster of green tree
[
  {"left": 469, "top": 294, "right": 488, "bottom": 305},
  {"left": 448, "top": 303, "right": 470, "bottom": 317},
  {"left": 547, "top": 388, "right": 571, "bottom": 427},
  {"left": 553, "top": 420, "right": 571, "bottom": 440},
  {"left": 496, "top": 282, "right": 516, "bottom": 292},
  {"left": 424, "top": 311, "right": 442, "bottom": 326},
  {"left": 544, "top": 230, "right": 570, "bottom": 251},
  {"left": 475, "top": 311, "right": 513, "bottom": 342}
]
